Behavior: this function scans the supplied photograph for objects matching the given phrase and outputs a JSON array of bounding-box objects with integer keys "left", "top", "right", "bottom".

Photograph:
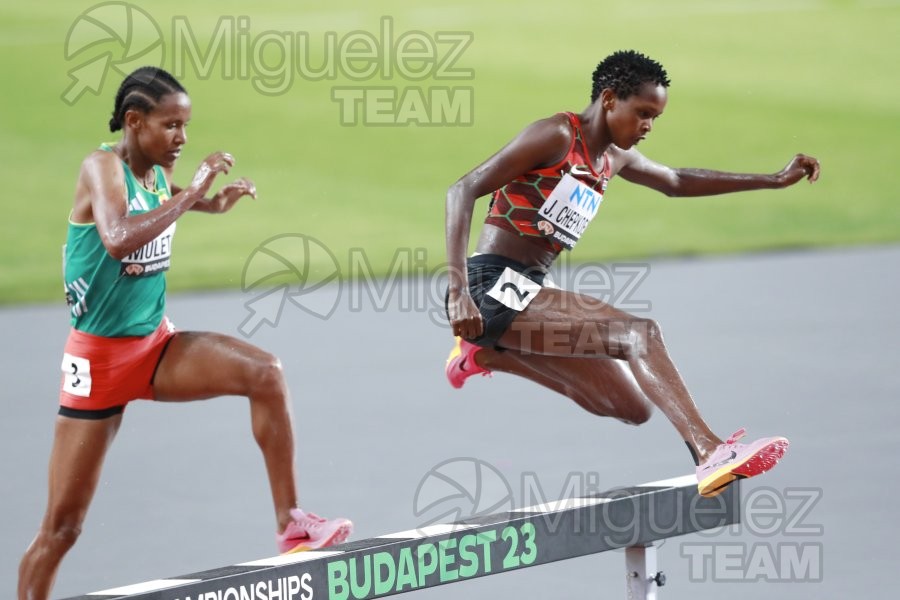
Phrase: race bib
[
  {"left": 120, "top": 222, "right": 176, "bottom": 277},
  {"left": 486, "top": 267, "right": 543, "bottom": 312},
  {"left": 533, "top": 173, "right": 605, "bottom": 250},
  {"left": 61, "top": 353, "right": 92, "bottom": 397}
]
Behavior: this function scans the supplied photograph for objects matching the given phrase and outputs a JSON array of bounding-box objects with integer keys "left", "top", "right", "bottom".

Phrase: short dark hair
[
  {"left": 109, "top": 66, "right": 187, "bottom": 132},
  {"left": 590, "top": 50, "right": 670, "bottom": 102}
]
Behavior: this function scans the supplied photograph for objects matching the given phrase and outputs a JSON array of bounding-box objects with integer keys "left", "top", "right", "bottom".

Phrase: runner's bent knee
[
  {"left": 619, "top": 318, "right": 661, "bottom": 359},
  {"left": 41, "top": 513, "right": 84, "bottom": 549},
  {"left": 245, "top": 353, "right": 286, "bottom": 398},
  {"left": 617, "top": 400, "right": 653, "bottom": 425}
]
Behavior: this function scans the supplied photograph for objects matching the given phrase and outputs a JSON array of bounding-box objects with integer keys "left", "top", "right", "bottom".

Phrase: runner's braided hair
[
  {"left": 109, "top": 66, "right": 186, "bottom": 132},
  {"left": 591, "top": 50, "right": 670, "bottom": 102}
]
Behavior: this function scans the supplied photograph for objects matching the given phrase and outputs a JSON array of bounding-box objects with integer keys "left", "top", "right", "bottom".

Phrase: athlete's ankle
[
  {"left": 688, "top": 436, "right": 722, "bottom": 464},
  {"left": 277, "top": 511, "right": 295, "bottom": 534},
  {"left": 471, "top": 344, "right": 500, "bottom": 370},
  {"left": 685, "top": 441, "right": 700, "bottom": 466},
  {"left": 470, "top": 346, "right": 487, "bottom": 369}
]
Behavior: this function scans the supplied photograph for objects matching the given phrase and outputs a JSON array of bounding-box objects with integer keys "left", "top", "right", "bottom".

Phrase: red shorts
[{"left": 59, "top": 318, "right": 177, "bottom": 417}]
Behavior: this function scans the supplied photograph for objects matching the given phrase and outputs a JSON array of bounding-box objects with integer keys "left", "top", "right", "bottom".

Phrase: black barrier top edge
[{"left": 63, "top": 473, "right": 737, "bottom": 600}]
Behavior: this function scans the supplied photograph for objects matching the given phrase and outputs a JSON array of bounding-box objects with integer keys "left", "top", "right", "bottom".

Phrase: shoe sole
[
  {"left": 698, "top": 438, "right": 789, "bottom": 498},
  {"left": 284, "top": 523, "right": 353, "bottom": 554}
]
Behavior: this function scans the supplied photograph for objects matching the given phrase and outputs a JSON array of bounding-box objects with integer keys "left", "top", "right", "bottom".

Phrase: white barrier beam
[{"left": 63, "top": 474, "right": 739, "bottom": 600}]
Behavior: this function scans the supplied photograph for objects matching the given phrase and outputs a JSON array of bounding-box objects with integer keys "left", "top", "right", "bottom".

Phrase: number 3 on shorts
[
  {"left": 486, "top": 267, "right": 543, "bottom": 312},
  {"left": 61, "top": 353, "right": 92, "bottom": 397}
]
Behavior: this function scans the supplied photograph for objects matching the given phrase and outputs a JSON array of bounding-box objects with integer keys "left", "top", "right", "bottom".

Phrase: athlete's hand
[
  {"left": 188, "top": 152, "right": 234, "bottom": 199},
  {"left": 448, "top": 290, "right": 484, "bottom": 340},
  {"left": 208, "top": 177, "right": 257, "bottom": 213},
  {"left": 776, "top": 154, "right": 820, "bottom": 187}
]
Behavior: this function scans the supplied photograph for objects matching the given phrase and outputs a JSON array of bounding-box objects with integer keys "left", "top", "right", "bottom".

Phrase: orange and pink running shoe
[
  {"left": 696, "top": 428, "right": 789, "bottom": 497},
  {"left": 445, "top": 336, "right": 491, "bottom": 389},
  {"left": 276, "top": 509, "right": 353, "bottom": 554}
]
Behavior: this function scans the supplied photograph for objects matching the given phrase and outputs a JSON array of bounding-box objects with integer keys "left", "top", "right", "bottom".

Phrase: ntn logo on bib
[{"left": 533, "top": 173, "right": 607, "bottom": 250}]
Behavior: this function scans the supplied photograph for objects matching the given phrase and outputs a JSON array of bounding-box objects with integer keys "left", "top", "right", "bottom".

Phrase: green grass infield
[{"left": 2, "top": 1, "right": 898, "bottom": 304}]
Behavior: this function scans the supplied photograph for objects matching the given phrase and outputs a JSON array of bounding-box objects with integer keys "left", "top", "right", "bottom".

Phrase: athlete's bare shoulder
[
  {"left": 78, "top": 148, "right": 123, "bottom": 182},
  {"left": 511, "top": 112, "right": 576, "bottom": 170},
  {"left": 531, "top": 112, "right": 575, "bottom": 144},
  {"left": 72, "top": 148, "right": 127, "bottom": 222},
  {"left": 77, "top": 149, "right": 126, "bottom": 196}
]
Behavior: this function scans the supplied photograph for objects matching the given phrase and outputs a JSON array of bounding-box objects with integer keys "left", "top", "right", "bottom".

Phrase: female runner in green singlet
[{"left": 18, "top": 67, "right": 351, "bottom": 600}]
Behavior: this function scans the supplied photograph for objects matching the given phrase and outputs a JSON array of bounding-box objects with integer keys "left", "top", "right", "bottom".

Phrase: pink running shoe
[
  {"left": 276, "top": 509, "right": 353, "bottom": 554},
  {"left": 696, "top": 428, "right": 789, "bottom": 498},
  {"left": 445, "top": 336, "right": 491, "bottom": 389}
]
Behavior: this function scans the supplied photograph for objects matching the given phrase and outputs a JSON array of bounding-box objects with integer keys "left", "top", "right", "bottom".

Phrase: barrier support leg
[{"left": 625, "top": 544, "right": 666, "bottom": 599}]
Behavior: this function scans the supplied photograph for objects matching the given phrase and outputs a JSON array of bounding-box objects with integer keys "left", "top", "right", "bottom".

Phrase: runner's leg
[
  {"left": 18, "top": 414, "right": 123, "bottom": 600},
  {"left": 479, "top": 349, "right": 655, "bottom": 425},
  {"left": 492, "top": 287, "right": 723, "bottom": 461},
  {"left": 152, "top": 332, "right": 298, "bottom": 531}
]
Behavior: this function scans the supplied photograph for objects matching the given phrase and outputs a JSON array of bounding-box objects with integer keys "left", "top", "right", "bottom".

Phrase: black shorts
[{"left": 446, "top": 254, "right": 551, "bottom": 348}]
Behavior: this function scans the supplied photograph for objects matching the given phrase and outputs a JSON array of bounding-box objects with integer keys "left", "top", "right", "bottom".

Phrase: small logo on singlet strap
[{"left": 570, "top": 164, "right": 593, "bottom": 176}]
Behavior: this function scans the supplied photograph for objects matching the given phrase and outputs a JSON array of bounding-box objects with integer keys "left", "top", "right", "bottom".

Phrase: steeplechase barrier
[{"left": 62, "top": 474, "right": 739, "bottom": 600}]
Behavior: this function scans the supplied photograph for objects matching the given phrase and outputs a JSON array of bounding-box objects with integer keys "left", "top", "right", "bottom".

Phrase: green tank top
[{"left": 63, "top": 144, "right": 176, "bottom": 337}]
